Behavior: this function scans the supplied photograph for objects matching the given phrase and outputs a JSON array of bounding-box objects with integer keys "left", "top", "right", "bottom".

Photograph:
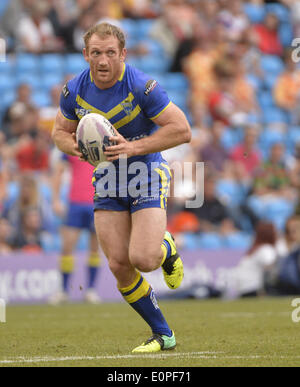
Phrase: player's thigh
[
  {"left": 61, "top": 226, "right": 81, "bottom": 255},
  {"left": 94, "top": 210, "right": 134, "bottom": 280},
  {"left": 129, "top": 208, "right": 167, "bottom": 271}
]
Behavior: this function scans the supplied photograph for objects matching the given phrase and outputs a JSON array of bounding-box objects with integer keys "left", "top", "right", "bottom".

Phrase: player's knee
[
  {"left": 108, "top": 258, "right": 130, "bottom": 279},
  {"left": 130, "top": 251, "right": 160, "bottom": 273}
]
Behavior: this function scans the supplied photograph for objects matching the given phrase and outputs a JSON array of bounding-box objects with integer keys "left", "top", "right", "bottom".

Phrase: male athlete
[
  {"left": 52, "top": 23, "right": 191, "bottom": 353},
  {"left": 49, "top": 152, "right": 102, "bottom": 305}
]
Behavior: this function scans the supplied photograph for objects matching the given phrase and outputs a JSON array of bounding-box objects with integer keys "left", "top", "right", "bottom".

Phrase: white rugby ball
[{"left": 76, "top": 113, "right": 116, "bottom": 167}]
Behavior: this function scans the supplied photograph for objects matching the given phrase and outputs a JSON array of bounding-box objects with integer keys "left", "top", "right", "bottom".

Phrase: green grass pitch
[{"left": 0, "top": 297, "right": 300, "bottom": 367}]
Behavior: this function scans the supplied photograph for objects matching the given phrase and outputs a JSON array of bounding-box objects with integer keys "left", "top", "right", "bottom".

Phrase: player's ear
[
  {"left": 83, "top": 47, "right": 89, "bottom": 63},
  {"left": 120, "top": 48, "right": 127, "bottom": 62}
]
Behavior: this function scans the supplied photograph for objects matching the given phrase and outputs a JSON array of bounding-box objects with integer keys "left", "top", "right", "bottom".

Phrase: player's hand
[
  {"left": 72, "top": 132, "right": 85, "bottom": 161},
  {"left": 104, "top": 131, "right": 136, "bottom": 161}
]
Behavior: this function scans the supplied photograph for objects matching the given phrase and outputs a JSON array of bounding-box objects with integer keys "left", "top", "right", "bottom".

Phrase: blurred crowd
[{"left": 0, "top": 0, "right": 300, "bottom": 291}]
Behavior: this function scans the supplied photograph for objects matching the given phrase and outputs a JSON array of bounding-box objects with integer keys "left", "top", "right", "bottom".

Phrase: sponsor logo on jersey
[
  {"left": 144, "top": 80, "right": 157, "bottom": 96},
  {"left": 62, "top": 84, "right": 70, "bottom": 98},
  {"left": 75, "top": 108, "right": 92, "bottom": 117},
  {"left": 121, "top": 99, "right": 134, "bottom": 116}
]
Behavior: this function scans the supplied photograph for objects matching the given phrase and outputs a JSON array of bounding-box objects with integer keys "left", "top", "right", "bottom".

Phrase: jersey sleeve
[
  {"left": 59, "top": 82, "right": 78, "bottom": 121},
  {"left": 135, "top": 72, "right": 171, "bottom": 120}
]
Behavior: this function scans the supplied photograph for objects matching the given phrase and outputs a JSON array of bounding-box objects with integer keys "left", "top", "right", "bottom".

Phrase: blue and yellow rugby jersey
[{"left": 60, "top": 63, "right": 171, "bottom": 166}]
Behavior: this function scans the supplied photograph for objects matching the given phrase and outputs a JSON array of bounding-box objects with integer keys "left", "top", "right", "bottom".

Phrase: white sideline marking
[
  {"left": 1, "top": 352, "right": 300, "bottom": 365},
  {"left": 0, "top": 352, "right": 220, "bottom": 364}
]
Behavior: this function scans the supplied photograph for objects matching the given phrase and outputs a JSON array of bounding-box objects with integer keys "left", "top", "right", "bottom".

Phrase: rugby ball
[{"left": 76, "top": 113, "right": 116, "bottom": 167}]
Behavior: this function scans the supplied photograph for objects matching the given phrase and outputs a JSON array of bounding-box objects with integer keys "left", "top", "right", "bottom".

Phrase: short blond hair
[{"left": 83, "top": 23, "right": 126, "bottom": 51}]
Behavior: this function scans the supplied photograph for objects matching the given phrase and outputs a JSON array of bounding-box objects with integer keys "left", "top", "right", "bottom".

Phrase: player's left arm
[{"left": 104, "top": 103, "right": 191, "bottom": 160}]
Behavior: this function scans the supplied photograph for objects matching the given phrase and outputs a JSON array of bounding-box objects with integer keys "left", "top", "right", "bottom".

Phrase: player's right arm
[{"left": 52, "top": 110, "right": 81, "bottom": 157}]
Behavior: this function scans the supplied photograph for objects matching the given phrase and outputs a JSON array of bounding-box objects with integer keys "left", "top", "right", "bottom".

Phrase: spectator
[
  {"left": 186, "top": 175, "right": 236, "bottom": 235},
  {"left": 217, "top": 0, "right": 250, "bottom": 42},
  {"left": 232, "top": 33, "right": 264, "bottom": 80},
  {"left": 183, "top": 28, "right": 220, "bottom": 121},
  {"left": 2, "top": 83, "right": 34, "bottom": 138},
  {"left": 274, "top": 48, "right": 300, "bottom": 124},
  {"left": 208, "top": 57, "right": 255, "bottom": 128},
  {"left": 67, "top": 6, "right": 97, "bottom": 52},
  {"left": 290, "top": 142, "right": 300, "bottom": 189},
  {"left": 276, "top": 215, "right": 300, "bottom": 259},
  {"left": 16, "top": 0, "right": 64, "bottom": 53},
  {"left": 38, "top": 84, "right": 62, "bottom": 133},
  {"left": 2, "top": 173, "right": 54, "bottom": 232},
  {"left": 233, "top": 221, "right": 278, "bottom": 297},
  {"left": 252, "top": 143, "right": 295, "bottom": 200},
  {"left": 150, "top": 0, "right": 196, "bottom": 58},
  {"left": 15, "top": 130, "right": 50, "bottom": 173},
  {"left": 198, "top": 120, "right": 233, "bottom": 178},
  {"left": 0, "top": 217, "right": 13, "bottom": 255},
  {"left": 10, "top": 207, "right": 43, "bottom": 253},
  {"left": 230, "top": 125, "right": 262, "bottom": 182},
  {"left": 47, "top": 0, "right": 75, "bottom": 42},
  {"left": 0, "top": 132, "right": 8, "bottom": 211},
  {"left": 253, "top": 12, "right": 283, "bottom": 56},
  {"left": 49, "top": 150, "right": 102, "bottom": 304}
]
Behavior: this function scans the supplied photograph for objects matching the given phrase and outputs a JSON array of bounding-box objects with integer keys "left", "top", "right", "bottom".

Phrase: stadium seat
[
  {"left": 262, "top": 107, "right": 290, "bottom": 125},
  {"left": 266, "top": 3, "right": 291, "bottom": 23},
  {"left": 263, "top": 72, "right": 280, "bottom": 90},
  {"left": 0, "top": 75, "right": 17, "bottom": 93},
  {"left": 126, "top": 55, "right": 141, "bottom": 69},
  {"left": 16, "top": 73, "right": 41, "bottom": 91},
  {"left": 137, "top": 19, "right": 154, "bottom": 39},
  {"left": 221, "top": 128, "right": 240, "bottom": 151},
  {"left": 15, "top": 53, "right": 40, "bottom": 73},
  {"left": 144, "top": 39, "right": 165, "bottom": 56},
  {"left": 138, "top": 55, "right": 170, "bottom": 74},
  {"left": 286, "top": 127, "right": 300, "bottom": 152},
  {"left": 198, "top": 233, "right": 223, "bottom": 250},
  {"left": 0, "top": 0, "right": 9, "bottom": 17},
  {"left": 40, "top": 74, "right": 63, "bottom": 91},
  {"left": 2, "top": 89, "right": 16, "bottom": 109},
  {"left": 259, "top": 129, "right": 285, "bottom": 151},
  {"left": 32, "top": 91, "right": 51, "bottom": 107},
  {"left": 64, "top": 54, "right": 88, "bottom": 76},
  {"left": 121, "top": 19, "right": 139, "bottom": 40},
  {"left": 257, "top": 90, "right": 275, "bottom": 108},
  {"left": 168, "top": 91, "right": 188, "bottom": 110},
  {"left": 247, "top": 195, "right": 267, "bottom": 218},
  {"left": 40, "top": 54, "right": 64, "bottom": 74},
  {"left": 246, "top": 74, "right": 263, "bottom": 92},
  {"left": 264, "top": 199, "right": 295, "bottom": 231},
  {"left": 223, "top": 232, "right": 252, "bottom": 250},
  {"left": 261, "top": 55, "right": 284, "bottom": 76},
  {"left": 163, "top": 73, "right": 189, "bottom": 92},
  {"left": 41, "top": 233, "right": 62, "bottom": 253},
  {"left": 182, "top": 233, "right": 200, "bottom": 250},
  {"left": 215, "top": 180, "right": 246, "bottom": 207},
  {"left": 243, "top": 3, "right": 266, "bottom": 23},
  {"left": 279, "top": 23, "right": 294, "bottom": 47},
  {"left": 0, "top": 58, "right": 13, "bottom": 75}
]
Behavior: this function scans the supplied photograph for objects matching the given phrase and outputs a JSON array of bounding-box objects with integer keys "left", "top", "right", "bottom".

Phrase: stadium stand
[{"left": 1, "top": 0, "right": 300, "bottom": 254}]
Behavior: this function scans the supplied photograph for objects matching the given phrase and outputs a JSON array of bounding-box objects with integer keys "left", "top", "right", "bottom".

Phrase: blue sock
[
  {"left": 119, "top": 272, "right": 172, "bottom": 337},
  {"left": 62, "top": 273, "right": 71, "bottom": 292},
  {"left": 87, "top": 267, "right": 99, "bottom": 289}
]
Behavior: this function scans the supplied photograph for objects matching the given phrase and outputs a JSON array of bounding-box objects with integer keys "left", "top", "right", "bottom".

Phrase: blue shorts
[
  {"left": 93, "top": 161, "right": 171, "bottom": 213},
  {"left": 64, "top": 202, "right": 95, "bottom": 231}
]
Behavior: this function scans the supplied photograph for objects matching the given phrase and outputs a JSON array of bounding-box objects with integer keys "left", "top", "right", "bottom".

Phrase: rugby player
[
  {"left": 50, "top": 153, "right": 102, "bottom": 305},
  {"left": 52, "top": 23, "right": 191, "bottom": 353}
]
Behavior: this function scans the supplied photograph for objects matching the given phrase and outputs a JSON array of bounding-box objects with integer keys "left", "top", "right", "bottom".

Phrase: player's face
[{"left": 83, "top": 34, "right": 126, "bottom": 89}]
